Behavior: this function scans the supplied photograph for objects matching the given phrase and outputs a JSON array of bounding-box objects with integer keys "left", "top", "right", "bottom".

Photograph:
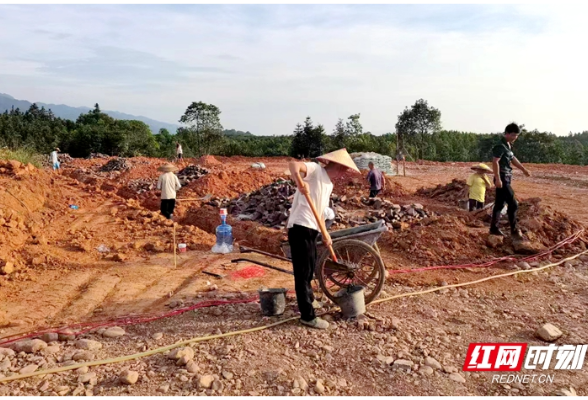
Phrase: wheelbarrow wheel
[{"left": 316, "top": 239, "right": 385, "bottom": 305}]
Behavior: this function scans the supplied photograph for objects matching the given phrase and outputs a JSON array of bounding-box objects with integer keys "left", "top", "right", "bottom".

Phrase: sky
[{"left": 0, "top": 4, "right": 587, "bottom": 136}]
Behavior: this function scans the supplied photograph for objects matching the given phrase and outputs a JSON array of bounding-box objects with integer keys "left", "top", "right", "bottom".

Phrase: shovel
[{"left": 300, "top": 190, "right": 349, "bottom": 273}]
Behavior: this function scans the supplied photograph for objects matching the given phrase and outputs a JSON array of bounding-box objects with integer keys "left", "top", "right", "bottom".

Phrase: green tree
[
  {"left": 395, "top": 99, "right": 442, "bottom": 160},
  {"left": 178, "top": 101, "right": 224, "bottom": 157}
]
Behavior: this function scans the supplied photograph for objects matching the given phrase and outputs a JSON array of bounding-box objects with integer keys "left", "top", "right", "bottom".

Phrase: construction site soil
[{"left": 1, "top": 157, "right": 587, "bottom": 396}]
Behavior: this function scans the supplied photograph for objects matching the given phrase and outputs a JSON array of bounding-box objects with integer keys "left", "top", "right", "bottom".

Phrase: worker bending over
[{"left": 287, "top": 149, "right": 359, "bottom": 329}]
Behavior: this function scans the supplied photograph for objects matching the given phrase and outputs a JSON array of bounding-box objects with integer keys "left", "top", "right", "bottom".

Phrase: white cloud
[{"left": 0, "top": 4, "right": 586, "bottom": 135}]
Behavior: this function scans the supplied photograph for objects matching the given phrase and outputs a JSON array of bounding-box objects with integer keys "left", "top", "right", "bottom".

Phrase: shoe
[
  {"left": 300, "top": 317, "right": 329, "bottom": 330},
  {"left": 312, "top": 300, "right": 322, "bottom": 309},
  {"left": 489, "top": 228, "right": 505, "bottom": 236}
]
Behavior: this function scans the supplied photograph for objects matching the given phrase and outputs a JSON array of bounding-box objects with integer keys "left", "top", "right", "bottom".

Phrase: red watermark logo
[{"left": 463, "top": 343, "right": 527, "bottom": 371}]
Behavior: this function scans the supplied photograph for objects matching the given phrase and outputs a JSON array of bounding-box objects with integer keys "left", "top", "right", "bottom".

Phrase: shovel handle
[{"left": 301, "top": 191, "right": 338, "bottom": 263}]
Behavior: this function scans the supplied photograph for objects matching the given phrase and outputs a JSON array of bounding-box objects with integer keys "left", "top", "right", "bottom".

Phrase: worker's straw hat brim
[
  {"left": 158, "top": 163, "right": 179, "bottom": 172},
  {"left": 316, "top": 148, "right": 360, "bottom": 173},
  {"left": 471, "top": 163, "right": 492, "bottom": 173}
]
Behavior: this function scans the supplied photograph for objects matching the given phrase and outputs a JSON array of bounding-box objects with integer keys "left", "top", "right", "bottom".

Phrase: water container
[{"left": 212, "top": 208, "right": 233, "bottom": 254}]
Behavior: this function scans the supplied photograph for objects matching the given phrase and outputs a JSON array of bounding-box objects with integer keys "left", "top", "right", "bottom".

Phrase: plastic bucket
[
  {"left": 258, "top": 288, "right": 287, "bottom": 316},
  {"left": 334, "top": 285, "right": 366, "bottom": 318},
  {"left": 178, "top": 243, "right": 187, "bottom": 253}
]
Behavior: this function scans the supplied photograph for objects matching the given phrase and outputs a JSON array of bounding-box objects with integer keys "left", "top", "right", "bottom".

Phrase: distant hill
[{"left": 0, "top": 92, "right": 180, "bottom": 134}]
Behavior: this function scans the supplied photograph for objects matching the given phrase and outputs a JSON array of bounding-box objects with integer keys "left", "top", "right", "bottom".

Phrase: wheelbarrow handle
[{"left": 301, "top": 190, "right": 338, "bottom": 263}]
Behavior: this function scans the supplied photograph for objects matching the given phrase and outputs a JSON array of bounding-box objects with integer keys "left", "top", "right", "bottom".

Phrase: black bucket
[{"left": 258, "top": 288, "right": 287, "bottom": 316}]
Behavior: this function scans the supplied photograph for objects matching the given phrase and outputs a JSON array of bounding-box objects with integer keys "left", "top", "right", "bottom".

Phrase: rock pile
[
  {"left": 127, "top": 179, "right": 156, "bottom": 195},
  {"left": 176, "top": 165, "right": 209, "bottom": 186},
  {"left": 42, "top": 153, "right": 73, "bottom": 168},
  {"left": 226, "top": 179, "right": 434, "bottom": 230},
  {"left": 352, "top": 152, "right": 393, "bottom": 174},
  {"left": 88, "top": 153, "right": 109, "bottom": 159},
  {"left": 416, "top": 179, "right": 495, "bottom": 206},
  {"left": 100, "top": 158, "right": 130, "bottom": 172}
]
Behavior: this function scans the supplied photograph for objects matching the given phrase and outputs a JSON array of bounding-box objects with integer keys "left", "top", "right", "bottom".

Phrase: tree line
[{"left": 1, "top": 100, "right": 587, "bottom": 165}]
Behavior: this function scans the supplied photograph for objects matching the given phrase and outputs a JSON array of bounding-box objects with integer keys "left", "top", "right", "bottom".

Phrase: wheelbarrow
[{"left": 232, "top": 220, "right": 388, "bottom": 304}]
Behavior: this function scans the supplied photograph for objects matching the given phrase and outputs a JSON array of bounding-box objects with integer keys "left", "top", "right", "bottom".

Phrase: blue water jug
[{"left": 212, "top": 209, "right": 233, "bottom": 253}]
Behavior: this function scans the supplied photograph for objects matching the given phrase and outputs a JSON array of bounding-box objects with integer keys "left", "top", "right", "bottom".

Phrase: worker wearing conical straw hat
[
  {"left": 287, "top": 149, "right": 359, "bottom": 330},
  {"left": 466, "top": 163, "right": 493, "bottom": 212},
  {"left": 157, "top": 163, "right": 181, "bottom": 220}
]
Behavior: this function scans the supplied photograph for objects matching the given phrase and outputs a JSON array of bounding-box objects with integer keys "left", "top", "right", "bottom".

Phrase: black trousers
[
  {"left": 469, "top": 199, "right": 484, "bottom": 211},
  {"left": 491, "top": 174, "right": 518, "bottom": 232},
  {"left": 369, "top": 189, "right": 381, "bottom": 198},
  {"left": 288, "top": 224, "right": 318, "bottom": 322},
  {"left": 160, "top": 199, "right": 176, "bottom": 220}
]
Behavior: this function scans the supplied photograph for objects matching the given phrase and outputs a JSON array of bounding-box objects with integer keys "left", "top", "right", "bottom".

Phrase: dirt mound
[
  {"left": 416, "top": 178, "right": 495, "bottom": 206},
  {"left": 198, "top": 155, "right": 221, "bottom": 166},
  {"left": 184, "top": 169, "right": 277, "bottom": 198},
  {"left": 516, "top": 198, "right": 584, "bottom": 245},
  {"left": 330, "top": 170, "right": 408, "bottom": 198}
]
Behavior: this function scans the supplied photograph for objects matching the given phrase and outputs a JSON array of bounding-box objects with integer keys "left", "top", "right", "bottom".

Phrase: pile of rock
[
  {"left": 352, "top": 152, "right": 393, "bottom": 174},
  {"left": 228, "top": 179, "right": 293, "bottom": 227},
  {"left": 225, "top": 179, "right": 434, "bottom": 230},
  {"left": 176, "top": 165, "right": 209, "bottom": 186},
  {"left": 100, "top": 158, "right": 130, "bottom": 172},
  {"left": 88, "top": 153, "right": 109, "bottom": 159},
  {"left": 127, "top": 178, "right": 156, "bottom": 194},
  {"left": 41, "top": 153, "right": 73, "bottom": 168}
]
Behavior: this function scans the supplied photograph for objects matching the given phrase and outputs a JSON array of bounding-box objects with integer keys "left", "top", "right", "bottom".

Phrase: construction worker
[
  {"left": 157, "top": 163, "right": 182, "bottom": 220},
  {"left": 367, "top": 161, "right": 385, "bottom": 197},
  {"left": 467, "top": 163, "right": 493, "bottom": 211},
  {"left": 50, "top": 147, "right": 60, "bottom": 171},
  {"left": 287, "top": 148, "right": 360, "bottom": 329},
  {"left": 175, "top": 142, "right": 183, "bottom": 161},
  {"left": 490, "top": 123, "right": 531, "bottom": 239}
]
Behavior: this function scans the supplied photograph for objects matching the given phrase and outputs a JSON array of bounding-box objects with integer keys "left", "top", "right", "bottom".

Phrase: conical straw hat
[
  {"left": 471, "top": 163, "right": 492, "bottom": 173},
  {"left": 316, "top": 148, "right": 360, "bottom": 173},
  {"left": 158, "top": 163, "right": 178, "bottom": 172}
]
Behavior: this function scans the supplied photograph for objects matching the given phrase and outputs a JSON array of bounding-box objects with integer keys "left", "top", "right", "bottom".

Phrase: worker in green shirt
[{"left": 489, "top": 123, "right": 531, "bottom": 239}]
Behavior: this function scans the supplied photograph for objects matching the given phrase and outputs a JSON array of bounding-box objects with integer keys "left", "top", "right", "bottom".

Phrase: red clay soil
[
  {"left": 183, "top": 169, "right": 277, "bottom": 199},
  {"left": 198, "top": 155, "right": 222, "bottom": 166}
]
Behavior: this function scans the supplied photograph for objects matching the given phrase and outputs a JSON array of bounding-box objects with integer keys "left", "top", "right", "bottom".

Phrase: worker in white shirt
[
  {"left": 156, "top": 163, "right": 182, "bottom": 219},
  {"left": 176, "top": 142, "right": 183, "bottom": 161},
  {"left": 50, "top": 148, "right": 60, "bottom": 171}
]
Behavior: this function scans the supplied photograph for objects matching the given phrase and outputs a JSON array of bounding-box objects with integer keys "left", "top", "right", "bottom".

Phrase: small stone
[
  {"left": 424, "top": 356, "right": 442, "bottom": 370},
  {"left": 76, "top": 366, "right": 89, "bottom": 375},
  {"left": 102, "top": 327, "right": 126, "bottom": 338},
  {"left": 337, "top": 378, "right": 347, "bottom": 387},
  {"left": 186, "top": 361, "right": 200, "bottom": 374},
  {"left": 0, "top": 348, "right": 15, "bottom": 357},
  {"left": 536, "top": 323, "right": 563, "bottom": 342},
  {"left": 19, "top": 364, "right": 39, "bottom": 374},
  {"left": 75, "top": 339, "right": 103, "bottom": 351},
  {"left": 158, "top": 384, "right": 170, "bottom": 393},
  {"left": 449, "top": 373, "right": 466, "bottom": 383},
  {"left": 15, "top": 339, "right": 47, "bottom": 353},
  {"left": 43, "top": 345, "right": 60, "bottom": 355},
  {"left": 376, "top": 354, "right": 394, "bottom": 365},
  {"left": 315, "top": 380, "right": 326, "bottom": 395},
  {"left": 393, "top": 359, "right": 414, "bottom": 371},
  {"left": 486, "top": 235, "right": 504, "bottom": 248},
  {"left": 119, "top": 370, "right": 139, "bottom": 385},
  {"left": 42, "top": 333, "right": 59, "bottom": 343},
  {"left": 168, "top": 347, "right": 194, "bottom": 365},
  {"left": 0, "top": 261, "right": 14, "bottom": 275},
  {"left": 222, "top": 370, "right": 233, "bottom": 380},
  {"left": 151, "top": 332, "right": 163, "bottom": 340},
  {"left": 38, "top": 380, "right": 50, "bottom": 392},
  {"left": 518, "top": 261, "right": 532, "bottom": 270},
  {"left": 56, "top": 385, "right": 70, "bottom": 395},
  {"left": 212, "top": 380, "right": 224, "bottom": 391},
  {"left": 419, "top": 365, "right": 434, "bottom": 376},
  {"left": 79, "top": 372, "right": 97, "bottom": 384},
  {"left": 554, "top": 387, "right": 577, "bottom": 396},
  {"left": 200, "top": 375, "right": 214, "bottom": 389},
  {"left": 391, "top": 318, "right": 400, "bottom": 329},
  {"left": 444, "top": 365, "right": 458, "bottom": 374},
  {"left": 58, "top": 329, "right": 76, "bottom": 341},
  {"left": 297, "top": 377, "right": 309, "bottom": 391},
  {"left": 73, "top": 351, "right": 95, "bottom": 361}
]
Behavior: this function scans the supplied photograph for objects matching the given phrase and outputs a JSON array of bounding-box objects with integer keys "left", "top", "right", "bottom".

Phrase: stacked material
[
  {"left": 42, "top": 153, "right": 73, "bottom": 168},
  {"left": 127, "top": 178, "right": 156, "bottom": 194},
  {"left": 352, "top": 152, "right": 393, "bottom": 174},
  {"left": 176, "top": 165, "right": 209, "bottom": 185},
  {"left": 88, "top": 153, "right": 109, "bottom": 159},
  {"left": 223, "top": 179, "right": 434, "bottom": 229},
  {"left": 100, "top": 158, "right": 130, "bottom": 172}
]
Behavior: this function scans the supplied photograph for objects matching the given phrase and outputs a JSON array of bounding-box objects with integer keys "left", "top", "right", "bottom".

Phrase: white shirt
[
  {"left": 157, "top": 172, "right": 182, "bottom": 200},
  {"left": 287, "top": 162, "right": 333, "bottom": 231},
  {"left": 176, "top": 145, "right": 183, "bottom": 155},
  {"left": 324, "top": 207, "right": 335, "bottom": 221},
  {"left": 51, "top": 151, "right": 58, "bottom": 163}
]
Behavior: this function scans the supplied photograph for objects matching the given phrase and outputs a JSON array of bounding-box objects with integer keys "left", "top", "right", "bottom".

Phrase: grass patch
[{"left": 0, "top": 147, "right": 44, "bottom": 168}]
